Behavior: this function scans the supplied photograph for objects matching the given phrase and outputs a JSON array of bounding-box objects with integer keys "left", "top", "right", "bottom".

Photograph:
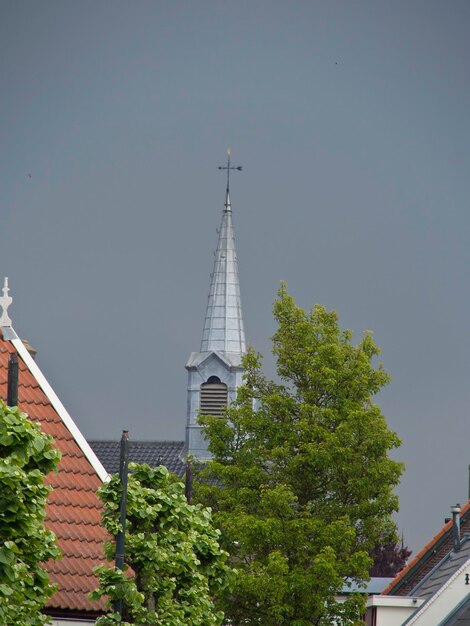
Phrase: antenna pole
[{"left": 114, "top": 430, "right": 130, "bottom": 617}]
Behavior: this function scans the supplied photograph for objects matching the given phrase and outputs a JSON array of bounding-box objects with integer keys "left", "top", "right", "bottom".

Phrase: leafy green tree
[
  {"left": 92, "top": 463, "right": 234, "bottom": 625},
  {"left": 0, "top": 400, "right": 61, "bottom": 625},
  {"left": 197, "top": 285, "right": 403, "bottom": 625}
]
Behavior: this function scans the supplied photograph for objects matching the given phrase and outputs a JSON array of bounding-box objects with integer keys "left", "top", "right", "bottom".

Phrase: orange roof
[
  {"left": 383, "top": 501, "right": 470, "bottom": 596},
  {"left": 0, "top": 333, "right": 109, "bottom": 616}
]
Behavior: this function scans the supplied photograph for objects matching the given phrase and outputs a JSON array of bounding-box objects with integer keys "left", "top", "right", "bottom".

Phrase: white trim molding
[{"left": 11, "top": 335, "right": 109, "bottom": 483}]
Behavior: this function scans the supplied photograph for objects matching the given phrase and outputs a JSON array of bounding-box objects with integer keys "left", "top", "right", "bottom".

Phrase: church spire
[
  {"left": 201, "top": 150, "right": 246, "bottom": 354},
  {"left": 185, "top": 151, "right": 247, "bottom": 460}
]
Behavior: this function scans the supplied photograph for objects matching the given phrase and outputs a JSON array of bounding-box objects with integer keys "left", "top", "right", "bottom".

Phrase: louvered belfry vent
[{"left": 200, "top": 376, "right": 228, "bottom": 417}]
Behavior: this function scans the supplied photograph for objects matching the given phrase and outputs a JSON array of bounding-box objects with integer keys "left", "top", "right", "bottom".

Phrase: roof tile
[{"left": 0, "top": 334, "right": 108, "bottom": 614}]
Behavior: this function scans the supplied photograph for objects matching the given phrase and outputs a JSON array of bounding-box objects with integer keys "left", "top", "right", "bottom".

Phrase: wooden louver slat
[{"left": 200, "top": 382, "right": 228, "bottom": 417}]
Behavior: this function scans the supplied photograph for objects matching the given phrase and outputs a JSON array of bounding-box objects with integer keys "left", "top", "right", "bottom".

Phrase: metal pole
[
  {"left": 451, "top": 504, "right": 461, "bottom": 552},
  {"left": 114, "top": 430, "right": 129, "bottom": 617},
  {"left": 7, "top": 353, "right": 18, "bottom": 407},
  {"left": 185, "top": 461, "right": 193, "bottom": 504}
]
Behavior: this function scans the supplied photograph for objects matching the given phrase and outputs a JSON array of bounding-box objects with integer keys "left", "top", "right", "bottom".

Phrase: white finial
[{"left": 0, "top": 277, "right": 13, "bottom": 327}]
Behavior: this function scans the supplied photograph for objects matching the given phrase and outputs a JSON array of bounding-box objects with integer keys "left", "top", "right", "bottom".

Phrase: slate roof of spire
[
  {"left": 200, "top": 172, "right": 246, "bottom": 355},
  {"left": 0, "top": 296, "right": 109, "bottom": 618}
]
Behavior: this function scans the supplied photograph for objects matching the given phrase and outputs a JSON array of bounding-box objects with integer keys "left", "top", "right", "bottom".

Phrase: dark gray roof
[
  {"left": 89, "top": 440, "right": 186, "bottom": 478},
  {"left": 411, "top": 535, "right": 470, "bottom": 601}
]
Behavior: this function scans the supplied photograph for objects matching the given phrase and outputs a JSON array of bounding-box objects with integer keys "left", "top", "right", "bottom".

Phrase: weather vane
[{"left": 218, "top": 148, "right": 242, "bottom": 204}]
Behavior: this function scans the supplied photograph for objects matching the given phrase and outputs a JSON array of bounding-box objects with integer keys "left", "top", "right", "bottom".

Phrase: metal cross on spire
[{"left": 218, "top": 148, "right": 242, "bottom": 210}]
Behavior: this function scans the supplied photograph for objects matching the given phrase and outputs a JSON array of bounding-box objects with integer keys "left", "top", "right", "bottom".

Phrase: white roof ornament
[{"left": 0, "top": 277, "right": 13, "bottom": 327}]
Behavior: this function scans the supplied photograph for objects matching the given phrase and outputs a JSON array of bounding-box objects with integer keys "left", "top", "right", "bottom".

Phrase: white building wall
[{"left": 365, "top": 596, "right": 424, "bottom": 626}]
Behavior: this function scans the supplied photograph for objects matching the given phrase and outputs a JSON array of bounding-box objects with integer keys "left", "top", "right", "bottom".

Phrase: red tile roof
[
  {"left": 383, "top": 501, "right": 470, "bottom": 596},
  {"left": 0, "top": 333, "right": 109, "bottom": 616}
]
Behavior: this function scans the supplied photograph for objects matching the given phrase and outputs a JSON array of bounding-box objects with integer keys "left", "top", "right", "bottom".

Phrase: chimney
[
  {"left": 451, "top": 504, "right": 461, "bottom": 552},
  {"left": 7, "top": 353, "right": 18, "bottom": 407}
]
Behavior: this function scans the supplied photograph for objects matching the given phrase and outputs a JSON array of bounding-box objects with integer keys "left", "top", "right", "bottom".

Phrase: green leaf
[{"left": 0, "top": 400, "right": 60, "bottom": 624}]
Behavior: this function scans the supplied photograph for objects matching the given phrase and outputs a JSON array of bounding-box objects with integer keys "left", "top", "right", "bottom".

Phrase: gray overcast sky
[{"left": 1, "top": 0, "right": 470, "bottom": 552}]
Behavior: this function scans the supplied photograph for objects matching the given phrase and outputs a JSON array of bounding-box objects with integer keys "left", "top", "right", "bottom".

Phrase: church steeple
[
  {"left": 185, "top": 151, "right": 246, "bottom": 460},
  {"left": 201, "top": 149, "right": 246, "bottom": 354}
]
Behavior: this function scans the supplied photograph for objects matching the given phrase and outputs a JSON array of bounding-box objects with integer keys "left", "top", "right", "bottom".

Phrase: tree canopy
[
  {"left": 92, "top": 463, "right": 234, "bottom": 625},
  {"left": 370, "top": 540, "right": 411, "bottom": 578},
  {"left": 0, "top": 400, "right": 61, "bottom": 625},
  {"left": 197, "top": 285, "right": 403, "bottom": 625}
]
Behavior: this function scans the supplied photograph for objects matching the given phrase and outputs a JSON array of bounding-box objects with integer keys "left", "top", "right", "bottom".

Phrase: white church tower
[{"left": 185, "top": 150, "right": 246, "bottom": 460}]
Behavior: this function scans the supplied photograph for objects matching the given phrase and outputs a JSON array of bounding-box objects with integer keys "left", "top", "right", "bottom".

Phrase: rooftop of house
[
  {"left": 410, "top": 534, "right": 470, "bottom": 601},
  {"left": 0, "top": 281, "right": 109, "bottom": 619},
  {"left": 90, "top": 439, "right": 186, "bottom": 478},
  {"left": 384, "top": 535, "right": 470, "bottom": 625},
  {"left": 384, "top": 502, "right": 470, "bottom": 596}
]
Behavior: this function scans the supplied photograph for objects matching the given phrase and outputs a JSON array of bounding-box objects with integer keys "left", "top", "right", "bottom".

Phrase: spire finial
[
  {"left": 218, "top": 148, "right": 242, "bottom": 210},
  {"left": 0, "top": 277, "right": 13, "bottom": 327}
]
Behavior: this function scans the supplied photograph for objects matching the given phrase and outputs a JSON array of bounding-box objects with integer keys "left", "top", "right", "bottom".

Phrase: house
[
  {"left": 0, "top": 279, "right": 109, "bottom": 624},
  {"left": 365, "top": 504, "right": 470, "bottom": 624}
]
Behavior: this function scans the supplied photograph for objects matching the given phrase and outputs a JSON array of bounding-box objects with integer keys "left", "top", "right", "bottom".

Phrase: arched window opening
[{"left": 200, "top": 377, "right": 228, "bottom": 417}]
